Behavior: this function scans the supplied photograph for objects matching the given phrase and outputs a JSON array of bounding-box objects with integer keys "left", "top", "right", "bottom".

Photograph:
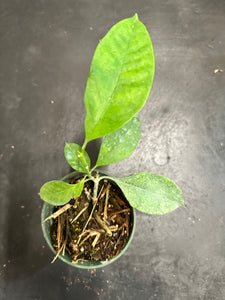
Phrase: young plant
[{"left": 40, "top": 14, "right": 184, "bottom": 229}]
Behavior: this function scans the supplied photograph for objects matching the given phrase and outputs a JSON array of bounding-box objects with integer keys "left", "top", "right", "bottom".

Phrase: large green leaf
[
  {"left": 84, "top": 14, "right": 154, "bottom": 142},
  {"left": 96, "top": 117, "right": 140, "bottom": 167},
  {"left": 39, "top": 179, "right": 84, "bottom": 206},
  {"left": 113, "top": 173, "right": 184, "bottom": 215},
  {"left": 64, "top": 143, "right": 90, "bottom": 173}
]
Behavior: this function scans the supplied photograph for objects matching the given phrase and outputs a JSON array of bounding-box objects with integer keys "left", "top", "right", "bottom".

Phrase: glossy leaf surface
[
  {"left": 113, "top": 173, "right": 184, "bottom": 215},
  {"left": 64, "top": 143, "right": 90, "bottom": 173},
  {"left": 84, "top": 14, "right": 154, "bottom": 142},
  {"left": 39, "top": 180, "right": 84, "bottom": 206},
  {"left": 96, "top": 117, "right": 140, "bottom": 166}
]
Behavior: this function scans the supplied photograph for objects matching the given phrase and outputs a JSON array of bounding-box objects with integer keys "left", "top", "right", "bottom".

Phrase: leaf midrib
[
  {"left": 88, "top": 21, "right": 137, "bottom": 140},
  {"left": 114, "top": 177, "right": 148, "bottom": 193},
  {"left": 115, "top": 177, "right": 180, "bottom": 203}
]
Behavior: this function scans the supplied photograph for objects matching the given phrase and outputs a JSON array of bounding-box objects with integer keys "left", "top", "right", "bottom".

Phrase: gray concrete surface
[{"left": 0, "top": 0, "right": 225, "bottom": 299}]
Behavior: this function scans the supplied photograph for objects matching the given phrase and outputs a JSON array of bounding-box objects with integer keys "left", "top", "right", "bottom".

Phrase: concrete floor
[{"left": 0, "top": 0, "right": 225, "bottom": 299}]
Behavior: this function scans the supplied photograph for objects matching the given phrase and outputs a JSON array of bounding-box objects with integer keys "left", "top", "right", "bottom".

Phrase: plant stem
[
  {"left": 92, "top": 177, "right": 99, "bottom": 201},
  {"left": 77, "top": 174, "right": 112, "bottom": 241},
  {"left": 90, "top": 165, "right": 97, "bottom": 173},
  {"left": 81, "top": 138, "right": 88, "bottom": 151}
]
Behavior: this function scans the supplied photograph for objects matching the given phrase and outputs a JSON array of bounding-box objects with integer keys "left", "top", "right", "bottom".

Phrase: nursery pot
[{"left": 41, "top": 171, "right": 136, "bottom": 269}]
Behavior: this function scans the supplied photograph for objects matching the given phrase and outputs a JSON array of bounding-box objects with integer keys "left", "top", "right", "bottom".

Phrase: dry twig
[
  {"left": 109, "top": 208, "right": 130, "bottom": 220},
  {"left": 103, "top": 184, "right": 110, "bottom": 221},
  {"left": 43, "top": 203, "right": 72, "bottom": 222},
  {"left": 78, "top": 184, "right": 105, "bottom": 241},
  {"left": 57, "top": 215, "right": 61, "bottom": 250},
  {"left": 51, "top": 244, "right": 64, "bottom": 263},
  {"left": 71, "top": 202, "right": 89, "bottom": 223}
]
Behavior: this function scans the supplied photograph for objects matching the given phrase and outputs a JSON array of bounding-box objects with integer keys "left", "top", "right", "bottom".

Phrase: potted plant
[{"left": 40, "top": 14, "right": 184, "bottom": 269}]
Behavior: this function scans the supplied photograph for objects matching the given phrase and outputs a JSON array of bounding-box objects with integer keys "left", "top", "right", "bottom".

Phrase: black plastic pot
[{"left": 41, "top": 171, "right": 136, "bottom": 269}]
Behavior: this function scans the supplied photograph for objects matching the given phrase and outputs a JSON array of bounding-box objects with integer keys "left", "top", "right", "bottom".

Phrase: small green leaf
[
  {"left": 39, "top": 179, "right": 84, "bottom": 206},
  {"left": 64, "top": 143, "right": 90, "bottom": 173},
  {"left": 96, "top": 117, "right": 141, "bottom": 167},
  {"left": 113, "top": 173, "right": 184, "bottom": 215},
  {"left": 84, "top": 14, "right": 154, "bottom": 142}
]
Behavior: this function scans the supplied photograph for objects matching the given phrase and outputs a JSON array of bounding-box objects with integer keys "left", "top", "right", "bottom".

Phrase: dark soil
[{"left": 50, "top": 175, "right": 133, "bottom": 263}]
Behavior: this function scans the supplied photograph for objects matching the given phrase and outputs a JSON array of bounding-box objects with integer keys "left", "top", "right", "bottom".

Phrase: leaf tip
[{"left": 133, "top": 13, "right": 139, "bottom": 21}]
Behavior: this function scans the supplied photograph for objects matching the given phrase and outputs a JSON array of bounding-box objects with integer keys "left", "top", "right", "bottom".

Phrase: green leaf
[
  {"left": 84, "top": 14, "right": 154, "bottom": 142},
  {"left": 39, "top": 179, "right": 84, "bottom": 206},
  {"left": 113, "top": 173, "right": 184, "bottom": 215},
  {"left": 64, "top": 143, "right": 90, "bottom": 173},
  {"left": 96, "top": 117, "right": 141, "bottom": 167}
]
